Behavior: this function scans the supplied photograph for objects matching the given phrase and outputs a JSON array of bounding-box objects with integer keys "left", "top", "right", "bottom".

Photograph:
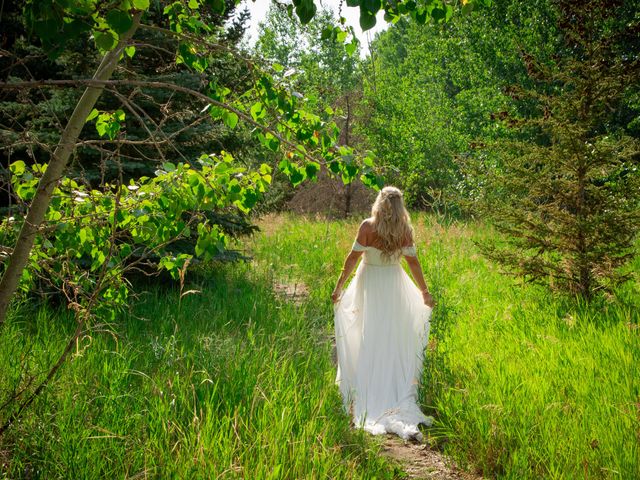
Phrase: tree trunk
[
  {"left": 344, "top": 94, "right": 352, "bottom": 218},
  {"left": 0, "top": 15, "right": 141, "bottom": 325}
]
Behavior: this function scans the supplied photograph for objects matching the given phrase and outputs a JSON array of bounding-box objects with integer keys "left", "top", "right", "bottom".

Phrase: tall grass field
[{"left": 1, "top": 213, "right": 638, "bottom": 479}]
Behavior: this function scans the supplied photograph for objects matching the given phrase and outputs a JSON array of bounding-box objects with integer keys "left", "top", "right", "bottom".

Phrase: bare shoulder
[
  {"left": 356, "top": 218, "right": 373, "bottom": 244},
  {"left": 402, "top": 230, "right": 415, "bottom": 247},
  {"left": 359, "top": 218, "right": 374, "bottom": 232}
]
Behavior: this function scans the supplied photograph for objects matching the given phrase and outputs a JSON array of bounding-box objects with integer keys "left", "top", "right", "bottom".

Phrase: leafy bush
[{"left": 1, "top": 153, "right": 270, "bottom": 320}]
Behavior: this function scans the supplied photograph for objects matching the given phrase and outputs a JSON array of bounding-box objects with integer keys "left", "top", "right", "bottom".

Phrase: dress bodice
[{"left": 352, "top": 240, "right": 417, "bottom": 266}]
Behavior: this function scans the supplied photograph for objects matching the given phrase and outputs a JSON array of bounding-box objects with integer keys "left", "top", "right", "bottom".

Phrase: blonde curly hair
[{"left": 371, "top": 186, "right": 413, "bottom": 258}]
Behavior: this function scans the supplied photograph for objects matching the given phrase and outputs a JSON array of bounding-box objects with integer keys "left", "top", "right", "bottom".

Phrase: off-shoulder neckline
[{"left": 353, "top": 240, "right": 415, "bottom": 252}]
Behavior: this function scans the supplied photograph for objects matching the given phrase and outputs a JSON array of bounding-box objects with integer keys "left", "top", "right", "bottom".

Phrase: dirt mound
[{"left": 286, "top": 173, "right": 376, "bottom": 217}]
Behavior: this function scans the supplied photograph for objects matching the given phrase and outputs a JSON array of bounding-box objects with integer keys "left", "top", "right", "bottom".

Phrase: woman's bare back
[{"left": 357, "top": 218, "right": 412, "bottom": 251}]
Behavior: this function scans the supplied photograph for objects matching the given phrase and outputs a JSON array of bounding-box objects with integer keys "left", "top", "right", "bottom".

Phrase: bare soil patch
[
  {"left": 273, "top": 281, "right": 309, "bottom": 305},
  {"left": 381, "top": 436, "right": 485, "bottom": 480},
  {"left": 286, "top": 175, "right": 375, "bottom": 217}
]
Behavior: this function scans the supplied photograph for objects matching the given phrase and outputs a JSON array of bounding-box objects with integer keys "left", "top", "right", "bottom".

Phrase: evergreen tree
[
  {"left": 0, "top": 0, "right": 252, "bottom": 186},
  {"left": 476, "top": 0, "right": 640, "bottom": 299}
]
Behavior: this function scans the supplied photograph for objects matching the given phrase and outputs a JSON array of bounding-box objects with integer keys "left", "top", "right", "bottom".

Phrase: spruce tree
[{"left": 477, "top": 0, "right": 640, "bottom": 299}]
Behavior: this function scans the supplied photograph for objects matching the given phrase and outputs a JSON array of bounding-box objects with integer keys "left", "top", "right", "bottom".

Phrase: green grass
[
  {"left": 0, "top": 261, "right": 399, "bottom": 478},
  {"left": 1, "top": 213, "right": 638, "bottom": 479},
  {"left": 253, "top": 214, "right": 639, "bottom": 479}
]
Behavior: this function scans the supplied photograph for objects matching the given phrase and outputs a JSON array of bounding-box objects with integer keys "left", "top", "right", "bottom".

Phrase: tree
[
  {"left": 360, "top": 0, "right": 557, "bottom": 209},
  {"left": 0, "top": 0, "right": 488, "bottom": 326},
  {"left": 0, "top": 2, "right": 257, "bottom": 259},
  {"left": 255, "top": 4, "right": 369, "bottom": 215},
  {"left": 475, "top": 0, "right": 640, "bottom": 299}
]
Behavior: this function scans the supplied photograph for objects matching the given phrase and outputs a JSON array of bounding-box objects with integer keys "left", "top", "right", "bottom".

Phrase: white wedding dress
[{"left": 334, "top": 240, "right": 432, "bottom": 440}]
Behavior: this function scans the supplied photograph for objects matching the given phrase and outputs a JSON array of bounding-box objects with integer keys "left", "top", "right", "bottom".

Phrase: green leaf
[
  {"left": 188, "top": 0, "right": 199, "bottom": 9},
  {"left": 445, "top": 4, "right": 454, "bottom": 21},
  {"left": 295, "top": 0, "right": 316, "bottom": 24},
  {"left": 223, "top": 111, "right": 239, "bottom": 129},
  {"left": 241, "top": 189, "right": 259, "bottom": 210},
  {"left": 384, "top": 10, "right": 399, "bottom": 23},
  {"left": 131, "top": 0, "right": 150, "bottom": 9},
  {"left": 124, "top": 45, "right": 136, "bottom": 58},
  {"left": 95, "top": 120, "right": 108, "bottom": 137},
  {"left": 106, "top": 9, "right": 133, "bottom": 34},
  {"left": 95, "top": 111, "right": 123, "bottom": 140},
  {"left": 259, "top": 163, "right": 272, "bottom": 175},
  {"left": 289, "top": 166, "right": 305, "bottom": 186},
  {"left": 361, "top": 172, "right": 376, "bottom": 188},
  {"left": 20, "top": 268, "right": 32, "bottom": 286},
  {"left": 363, "top": 154, "right": 375, "bottom": 168},
  {"left": 63, "top": 19, "right": 92, "bottom": 38},
  {"left": 16, "top": 182, "right": 36, "bottom": 201},
  {"left": 214, "top": 160, "right": 231, "bottom": 174},
  {"left": 95, "top": 31, "right": 117, "bottom": 52},
  {"left": 431, "top": 7, "right": 446, "bottom": 23},
  {"left": 207, "top": 0, "right": 225, "bottom": 14},
  {"left": 361, "top": 172, "right": 384, "bottom": 190},
  {"left": 250, "top": 102, "right": 264, "bottom": 121},
  {"left": 305, "top": 162, "right": 320, "bottom": 180},
  {"left": 345, "top": 40, "right": 357, "bottom": 56},
  {"left": 9, "top": 160, "right": 26, "bottom": 176},
  {"left": 86, "top": 109, "right": 99, "bottom": 122},
  {"left": 359, "top": 10, "right": 376, "bottom": 31},
  {"left": 278, "top": 158, "right": 292, "bottom": 174},
  {"left": 362, "top": 0, "right": 380, "bottom": 15},
  {"left": 343, "top": 163, "right": 358, "bottom": 180},
  {"left": 267, "top": 136, "right": 280, "bottom": 152},
  {"left": 209, "top": 106, "right": 225, "bottom": 120},
  {"left": 188, "top": 172, "right": 200, "bottom": 188},
  {"left": 272, "top": 63, "right": 284, "bottom": 73}
]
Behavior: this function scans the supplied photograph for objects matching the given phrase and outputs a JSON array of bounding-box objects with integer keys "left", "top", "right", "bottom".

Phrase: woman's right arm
[
  {"left": 404, "top": 255, "right": 435, "bottom": 308},
  {"left": 331, "top": 250, "right": 363, "bottom": 303},
  {"left": 331, "top": 220, "right": 369, "bottom": 303}
]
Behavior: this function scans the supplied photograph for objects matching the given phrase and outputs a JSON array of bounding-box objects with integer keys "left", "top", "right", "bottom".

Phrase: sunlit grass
[
  {"left": 0, "top": 263, "right": 398, "bottom": 478},
  {"left": 253, "top": 213, "right": 639, "bottom": 479},
  {"left": 1, "top": 212, "right": 637, "bottom": 479}
]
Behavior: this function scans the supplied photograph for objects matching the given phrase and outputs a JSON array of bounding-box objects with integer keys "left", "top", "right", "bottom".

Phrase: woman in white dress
[{"left": 331, "top": 186, "right": 435, "bottom": 441}]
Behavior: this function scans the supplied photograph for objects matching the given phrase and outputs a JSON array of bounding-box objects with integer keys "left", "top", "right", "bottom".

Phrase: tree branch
[{"left": 0, "top": 78, "right": 327, "bottom": 165}]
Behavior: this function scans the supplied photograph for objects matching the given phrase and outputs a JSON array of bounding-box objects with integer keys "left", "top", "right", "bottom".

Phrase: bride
[{"left": 331, "top": 186, "right": 435, "bottom": 441}]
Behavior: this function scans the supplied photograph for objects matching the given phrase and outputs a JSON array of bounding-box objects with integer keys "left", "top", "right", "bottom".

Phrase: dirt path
[
  {"left": 273, "top": 280, "right": 309, "bottom": 305},
  {"left": 381, "top": 436, "right": 483, "bottom": 480}
]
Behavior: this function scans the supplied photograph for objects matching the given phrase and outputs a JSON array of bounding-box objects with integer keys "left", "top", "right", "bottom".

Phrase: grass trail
[
  {"left": 254, "top": 214, "right": 639, "bottom": 479},
  {"left": 0, "top": 260, "right": 400, "bottom": 478},
  {"left": 1, "top": 213, "right": 638, "bottom": 479}
]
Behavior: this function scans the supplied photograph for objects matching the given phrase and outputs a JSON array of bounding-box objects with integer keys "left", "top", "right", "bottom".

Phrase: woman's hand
[
  {"left": 331, "top": 287, "right": 342, "bottom": 304},
  {"left": 422, "top": 290, "right": 435, "bottom": 308}
]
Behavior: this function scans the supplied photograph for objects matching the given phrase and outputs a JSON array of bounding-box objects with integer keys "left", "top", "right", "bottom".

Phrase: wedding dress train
[{"left": 334, "top": 241, "right": 432, "bottom": 440}]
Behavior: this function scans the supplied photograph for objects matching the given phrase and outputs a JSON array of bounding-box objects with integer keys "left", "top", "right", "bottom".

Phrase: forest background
[{"left": 0, "top": 0, "right": 638, "bottom": 478}]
